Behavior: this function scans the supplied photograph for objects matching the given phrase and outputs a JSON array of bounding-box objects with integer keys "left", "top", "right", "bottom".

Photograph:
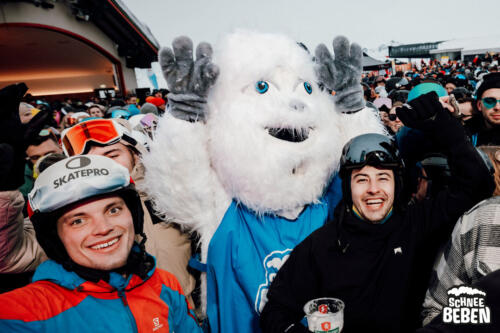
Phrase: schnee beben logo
[{"left": 443, "top": 286, "right": 490, "bottom": 324}]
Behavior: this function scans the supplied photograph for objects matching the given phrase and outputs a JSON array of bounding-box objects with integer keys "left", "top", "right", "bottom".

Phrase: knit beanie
[
  {"left": 140, "top": 102, "right": 158, "bottom": 115},
  {"left": 475, "top": 72, "right": 500, "bottom": 99}
]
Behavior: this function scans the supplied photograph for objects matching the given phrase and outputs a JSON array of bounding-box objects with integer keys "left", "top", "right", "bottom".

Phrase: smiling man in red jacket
[{"left": 0, "top": 155, "right": 201, "bottom": 333}]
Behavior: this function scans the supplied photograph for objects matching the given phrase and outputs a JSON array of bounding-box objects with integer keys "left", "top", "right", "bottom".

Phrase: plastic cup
[{"left": 303, "top": 297, "right": 344, "bottom": 332}]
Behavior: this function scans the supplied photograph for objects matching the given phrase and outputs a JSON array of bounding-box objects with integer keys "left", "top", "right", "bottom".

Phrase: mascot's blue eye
[
  {"left": 304, "top": 82, "right": 313, "bottom": 94},
  {"left": 256, "top": 81, "right": 269, "bottom": 94}
]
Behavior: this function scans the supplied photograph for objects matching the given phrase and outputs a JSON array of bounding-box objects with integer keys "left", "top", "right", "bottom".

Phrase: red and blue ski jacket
[{"left": 0, "top": 256, "right": 201, "bottom": 332}]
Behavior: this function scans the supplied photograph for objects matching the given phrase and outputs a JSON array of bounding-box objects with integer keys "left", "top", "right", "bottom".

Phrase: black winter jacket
[
  {"left": 464, "top": 114, "right": 500, "bottom": 146},
  {"left": 260, "top": 139, "right": 494, "bottom": 333}
]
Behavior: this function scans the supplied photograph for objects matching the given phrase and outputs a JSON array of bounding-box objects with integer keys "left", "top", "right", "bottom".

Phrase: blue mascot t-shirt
[{"left": 206, "top": 176, "right": 342, "bottom": 332}]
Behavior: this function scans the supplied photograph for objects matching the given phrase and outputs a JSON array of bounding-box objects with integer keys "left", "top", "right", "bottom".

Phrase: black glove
[
  {"left": 0, "top": 83, "right": 28, "bottom": 191},
  {"left": 159, "top": 36, "right": 219, "bottom": 122},
  {"left": 315, "top": 36, "right": 365, "bottom": 113},
  {"left": 396, "top": 91, "right": 467, "bottom": 149},
  {"left": 23, "top": 108, "right": 53, "bottom": 147}
]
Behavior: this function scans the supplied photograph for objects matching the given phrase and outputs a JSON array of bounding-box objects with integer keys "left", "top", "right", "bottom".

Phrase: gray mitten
[
  {"left": 159, "top": 36, "right": 219, "bottom": 122},
  {"left": 315, "top": 36, "right": 365, "bottom": 113}
]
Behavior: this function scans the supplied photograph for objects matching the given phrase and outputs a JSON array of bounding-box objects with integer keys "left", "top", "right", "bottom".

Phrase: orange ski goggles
[{"left": 61, "top": 119, "right": 124, "bottom": 156}]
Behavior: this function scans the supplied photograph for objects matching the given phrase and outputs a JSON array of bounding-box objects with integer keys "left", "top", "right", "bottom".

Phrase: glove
[
  {"left": 314, "top": 36, "right": 365, "bottom": 113},
  {"left": 0, "top": 83, "right": 28, "bottom": 191},
  {"left": 396, "top": 91, "right": 467, "bottom": 148},
  {"left": 159, "top": 36, "right": 219, "bottom": 122},
  {"left": 23, "top": 108, "right": 53, "bottom": 147}
]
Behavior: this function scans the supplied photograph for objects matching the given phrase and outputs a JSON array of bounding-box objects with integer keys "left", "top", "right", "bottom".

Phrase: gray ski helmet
[
  {"left": 339, "top": 133, "right": 404, "bottom": 206},
  {"left": 27, "top": 155, "right": 144, "bottom": 265}
]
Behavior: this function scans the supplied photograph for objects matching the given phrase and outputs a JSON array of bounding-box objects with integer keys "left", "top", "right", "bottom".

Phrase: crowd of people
[
  {"left": 362, "top": 54, "right": 499, "bottom": 145},
  {"left": 0, "top": 36, "right": 499, "bottom": 333}
]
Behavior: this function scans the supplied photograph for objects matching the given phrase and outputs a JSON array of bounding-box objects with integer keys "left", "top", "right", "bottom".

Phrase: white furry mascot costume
[{"left": 142, "top": 31, "right": 384, "bottom": 332}]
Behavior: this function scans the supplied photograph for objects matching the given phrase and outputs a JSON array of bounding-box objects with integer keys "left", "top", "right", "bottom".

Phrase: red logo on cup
[
  {"left": 321, "top": 322, "right": 332, "bottom": 330},
  {"left": 318, "top": 304, "right": 328, "bottom": 314}
]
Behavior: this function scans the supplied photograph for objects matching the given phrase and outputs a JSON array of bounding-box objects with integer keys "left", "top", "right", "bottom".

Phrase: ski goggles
[
  {"left": 481, "top": 97, "right": 500, "bottom": 109},
  {"left": 61, "top": 119, "right": 124, "bottom": 156},
  {"left": 341, "top": 134, "right": 402, "bottom": 171}
]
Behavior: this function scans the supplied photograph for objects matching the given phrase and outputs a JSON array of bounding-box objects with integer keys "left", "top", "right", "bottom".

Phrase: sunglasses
[
  {"left": 39, "top": 129, "right": 56, "bottom": 137},
  {"left": 388, "top": 114, "right": 398, "bottom": 121},
  {"left": 61, "top": 119, "right": 123, "bottom": 156},
  {"left": 481, "top": 97, "right": 500, "bottom": 109}
]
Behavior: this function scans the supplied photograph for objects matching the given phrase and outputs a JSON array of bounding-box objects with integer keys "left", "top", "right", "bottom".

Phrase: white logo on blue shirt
[{"left": 255, "top": 249, "right": 292, "bottom": 314}]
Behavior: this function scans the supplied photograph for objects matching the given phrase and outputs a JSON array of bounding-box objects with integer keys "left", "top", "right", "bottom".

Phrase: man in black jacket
[{"left": 260, "top": 92, "right": 495, "bottom": 333}]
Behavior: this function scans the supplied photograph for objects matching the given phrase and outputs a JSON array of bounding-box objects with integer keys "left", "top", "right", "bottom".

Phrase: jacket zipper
[{"left": 118, "top": 289, "right": 138, "bottom": 332}]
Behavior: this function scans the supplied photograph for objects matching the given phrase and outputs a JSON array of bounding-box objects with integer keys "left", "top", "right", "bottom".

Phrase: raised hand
[
  {"left": 396, "top": 91, "right": 452, "bottom": 131},
  {"left": 159, "top": 36, "right": 219, "bottom": 122},
  {"left": 315, "top": 36, "right": 365, "bottom": 113},
  {"left": 396, "top": 91, "right": 467, "bottom": 149}
]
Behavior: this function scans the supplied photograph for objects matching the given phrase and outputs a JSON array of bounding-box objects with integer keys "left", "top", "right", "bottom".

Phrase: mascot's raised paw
[
  {"left": 159, "top": 36, "right": 220, "bottom": 122},
  {"left": 315, "top": 36, "right": 365, "bottom": 113}
]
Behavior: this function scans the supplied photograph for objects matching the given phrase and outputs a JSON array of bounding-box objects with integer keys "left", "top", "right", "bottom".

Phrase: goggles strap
[
  {"left": 121, "top": 134, "right": 137, "bottom": 147},
  {"left": 81, "top": 122, "right": 92, "bottom": 139}
]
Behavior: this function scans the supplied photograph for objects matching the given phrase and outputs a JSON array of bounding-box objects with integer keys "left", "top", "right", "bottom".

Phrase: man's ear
[{"left": 477, "top": 100, "right": 483, "bottom": 113}]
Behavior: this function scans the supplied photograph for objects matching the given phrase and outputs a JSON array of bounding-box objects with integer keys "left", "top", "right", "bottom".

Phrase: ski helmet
[
  {"left": 27, "top": 155, "right": 144, "bottom": 268},
  {"left": 339, "top": 133, "right": 404, "bottom": 206}
]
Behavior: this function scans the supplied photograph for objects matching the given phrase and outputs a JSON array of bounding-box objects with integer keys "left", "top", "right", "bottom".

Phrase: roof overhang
[
  {"left": 0, "top": 24, "right": 123, "bottom": 96},
  {"left": 72, "top": 0, "right": 159, "bottom": 68},
  {"left": 6, "top": 0, "right": 160, "bottom": 68},
  {"left": 462, "top": 47, "right": 500, "bottom": 56},
  {"left": 388, "top": 42, "right": 443, "bottom": 58},
  {"left": 429, "top": 48, "right": 462, "bottom": 54}
]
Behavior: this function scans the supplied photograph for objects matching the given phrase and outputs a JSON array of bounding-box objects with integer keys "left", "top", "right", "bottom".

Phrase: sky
[{"left": 122, "top": 0, "right": 500, "bottom": 54}]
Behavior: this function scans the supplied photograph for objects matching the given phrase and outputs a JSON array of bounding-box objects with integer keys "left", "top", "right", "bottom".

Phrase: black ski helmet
[
  {"left": 27, "top": 155, "right": 145, "bottom": 273},
  {"left": 339, "top": 133, "right": 404, "bottom": 206}
]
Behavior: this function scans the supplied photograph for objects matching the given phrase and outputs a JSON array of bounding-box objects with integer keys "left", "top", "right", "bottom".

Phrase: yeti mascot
[{"left": 142, "top": 31, "right": 384, "bottom": 332}]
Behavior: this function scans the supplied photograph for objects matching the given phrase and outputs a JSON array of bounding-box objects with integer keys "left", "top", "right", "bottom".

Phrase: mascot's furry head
[{"left": 207, "top": 31, "right": 344, "bottom": 216}]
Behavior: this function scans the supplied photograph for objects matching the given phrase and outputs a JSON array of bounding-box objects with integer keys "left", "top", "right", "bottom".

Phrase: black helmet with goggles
[{"left": 339, "top": 133, "right": 404, "bottom": 206}]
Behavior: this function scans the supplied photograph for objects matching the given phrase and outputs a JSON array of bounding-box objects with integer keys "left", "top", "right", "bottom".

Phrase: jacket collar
[{"left": 33, "top": 244, "right": 156, "bottom": 292}]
